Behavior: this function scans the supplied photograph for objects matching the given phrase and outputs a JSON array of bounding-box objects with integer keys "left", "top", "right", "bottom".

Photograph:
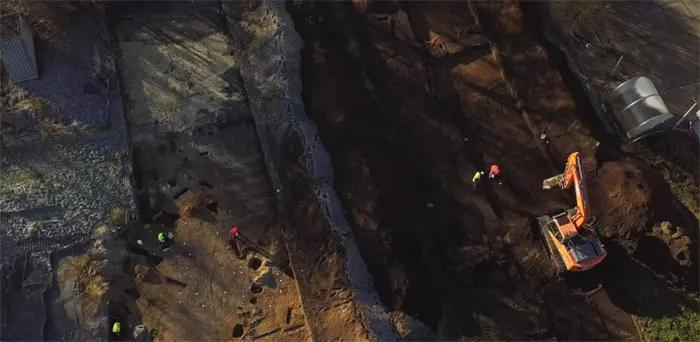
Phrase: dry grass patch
[
  {"left": 38, "top": 119, "right": 71, "bottom": 138},
  {"left": 106, "top": 207, "right": 126, "bottom": 226},
  {"left": 13, "top": 97, "right": 48, "bottom": 116},
  {"left": 57, "top": 256, "right": 107, "bottom": 317}
]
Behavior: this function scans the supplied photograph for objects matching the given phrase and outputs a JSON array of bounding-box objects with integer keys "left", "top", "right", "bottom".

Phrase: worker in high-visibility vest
[
  {"left": 472, "top": 171, "right": 484, "bottom": 189},
  {"left": 488, "top": 164, "right": 502, "bottom": 185},
  {"left": 158, "top": 232, "right": 173, "bottom": 250},
  {"left": 112, "top": 322, "right": 121, "bottom": 336}
]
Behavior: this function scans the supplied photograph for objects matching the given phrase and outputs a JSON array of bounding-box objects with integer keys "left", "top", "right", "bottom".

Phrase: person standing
[
  {"left": 157, "top": 232, "right": 173, "bottom": 250},
  {"left": 488, "top": 164, "right": 502, "bottom": 185},
  {"left": 112, "top": 322, "right": 121, "bottom": 337},
  {"left": 229, "top": 226, "right": 247, "bottom": 259},
  {"left": 472, "top": 171, "right": 484, "bottom": 190},
  {"left": 157, "top": 232, "right": 166, "bottom": 244}
]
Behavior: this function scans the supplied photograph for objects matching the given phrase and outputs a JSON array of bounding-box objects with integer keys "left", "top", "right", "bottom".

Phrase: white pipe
[
  {"left": 674, "top": 101, "right": 698, "bottom": 129},
  {"left": 610, "top": 56, "right": 624, "bottom": 75}
]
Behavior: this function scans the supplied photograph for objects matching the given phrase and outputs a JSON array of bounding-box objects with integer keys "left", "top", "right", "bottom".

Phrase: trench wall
[{"left": 222, "top": 1, "right": 398, "bottom": 340}]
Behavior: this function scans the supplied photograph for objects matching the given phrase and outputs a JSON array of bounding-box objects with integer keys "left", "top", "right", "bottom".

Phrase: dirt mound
[{"left": 590, "top": 162, "right": 652, "bottom": 238}]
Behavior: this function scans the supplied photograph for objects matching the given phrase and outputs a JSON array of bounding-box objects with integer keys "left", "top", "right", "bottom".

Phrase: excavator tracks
[{"left": 537, "top": 215, "right": 567, "bottom": 274}]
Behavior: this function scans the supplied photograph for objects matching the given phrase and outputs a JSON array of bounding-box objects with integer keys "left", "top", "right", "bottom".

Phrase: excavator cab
[
  {"left": 552, "top": 211, "right": 578, "bottom": 241},
  {"left": 537, "top": 152, "right": 607, "bottom": 273}
]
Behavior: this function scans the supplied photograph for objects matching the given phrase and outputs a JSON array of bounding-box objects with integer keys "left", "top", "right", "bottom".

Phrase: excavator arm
[
  {"left": 538, "top": 151, "right": 605, "bottom": 272},
  {"left": 542, "top": 152, "right": 590, "bottom": 227}
]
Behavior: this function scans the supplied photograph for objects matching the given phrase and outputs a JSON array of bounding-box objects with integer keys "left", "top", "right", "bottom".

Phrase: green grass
[
  {"left": 628, "top": 264, "right": 700, "bottom": 342},
  {"left": 641, "top": 304, "right": 700, "bottom": 342}
]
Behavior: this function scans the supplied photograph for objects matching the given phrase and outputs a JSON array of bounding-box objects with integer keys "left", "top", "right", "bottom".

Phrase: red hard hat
[{"left": 230, "top": 226, "right": 239, "bottom": 235}]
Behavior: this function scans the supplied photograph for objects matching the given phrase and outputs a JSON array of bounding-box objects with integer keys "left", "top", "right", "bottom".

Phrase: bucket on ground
[
  {"left": 609, "top": 76, "right": 675, "bottom": 141},
  {"left": 0, "top": 13, "right": 39, "bottom": 83}
]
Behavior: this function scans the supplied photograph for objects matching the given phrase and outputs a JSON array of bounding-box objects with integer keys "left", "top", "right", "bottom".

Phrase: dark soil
[
  {"left": 589, "top": 162, "right": 652, "bottom": 238},
  {"left": 107, "top": 129, "right": 310, "bottom": 341},
  {"left": 473, "top": 0, "right": 698, "bottom": 289},
  {"left": 288, "top": 0, "right": 697, "bottom": 340}
]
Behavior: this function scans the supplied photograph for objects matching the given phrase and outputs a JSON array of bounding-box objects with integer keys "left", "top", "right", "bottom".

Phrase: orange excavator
[{"left": 537, "top": 152, "right": 607, "bottom": 273}]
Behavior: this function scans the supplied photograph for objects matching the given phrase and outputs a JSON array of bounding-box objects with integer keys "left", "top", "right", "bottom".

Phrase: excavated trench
[
  {"left": 284, "top": 0, "right": 698, "bottom": 340},
  {"left": 25, "top": 1, "right": 688, "bottom": 341},
  {"left": 286, "top": 0, "right": 590, "bottom": 339}
]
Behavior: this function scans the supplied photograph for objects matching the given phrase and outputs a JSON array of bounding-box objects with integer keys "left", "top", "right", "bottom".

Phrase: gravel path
[{"left": 0, "top": 131, "right": 133, "bottom": 262}]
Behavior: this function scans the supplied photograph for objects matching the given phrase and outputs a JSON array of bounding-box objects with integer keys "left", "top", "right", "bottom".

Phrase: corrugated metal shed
[{"left": 0, "top": 14, "right": 38, "bottom": 82}]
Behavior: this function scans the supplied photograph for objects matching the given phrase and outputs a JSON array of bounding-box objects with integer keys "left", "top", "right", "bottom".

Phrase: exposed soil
[
  {"left": 471, "top": 0, "right": 698, "bottom": 290},
  {"left": 542, "top": 0, "right": 700, "bottom": 238},
  {"left": 109, "top": 128, "right": 310, "bottom": 342},
  {"left": 4, "top": 1, "right": 697, "bottom": 341},
  {"left": 276, "top": 131, "right": 367, "bottom": 341},
  {"left": 589, "top": 162, "right": 651, "bottom": 238},
  {"left": 287, "top": 0, "right": 697, "bottom": 340},
  {"left": 94, "top": 1, "right": 312, "bottom": 339}
]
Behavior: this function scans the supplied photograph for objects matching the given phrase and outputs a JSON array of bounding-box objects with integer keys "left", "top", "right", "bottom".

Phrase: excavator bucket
[{"left": 542, "top": 173, "right": 565, "bottom": 190}]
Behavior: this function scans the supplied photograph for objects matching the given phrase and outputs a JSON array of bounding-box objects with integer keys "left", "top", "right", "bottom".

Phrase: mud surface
[{"left": 287, "top": 0, "right": 697, "bottom": 340}]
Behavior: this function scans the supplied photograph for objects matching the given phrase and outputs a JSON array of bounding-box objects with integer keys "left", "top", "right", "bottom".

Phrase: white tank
[{"left": 609, "top": 77, "right": 675, "bottom": 140}]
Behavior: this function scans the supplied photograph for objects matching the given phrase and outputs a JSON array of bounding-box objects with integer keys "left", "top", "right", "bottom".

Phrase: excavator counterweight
[{"left": 537, "top": 152, "right": 606, "bottom": 273}]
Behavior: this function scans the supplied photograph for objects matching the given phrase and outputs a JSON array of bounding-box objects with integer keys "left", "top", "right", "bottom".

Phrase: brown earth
[
  {"left": 590, "top": 162, "right": 651, "bottom": 239},
  {"left": 109, "top": 129, "right": 311, "bottom": 342},
  {"left": 122, "top": 216, "right": 308, "bottom": 342},
  {"left": 276, "top": 131, "right": 368, "bottom": 341},
  {"left": 5, "top": 1, "right": 696, "bottom": 341},
  {"left": 471, "top": 0, "right": 697, "bottom": 286},
  {"left": 543, "top": 0, "right": 700, "bottom": 232},
  {"left": 285, "top": 0, "right": 697, "bottom": 340}
]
